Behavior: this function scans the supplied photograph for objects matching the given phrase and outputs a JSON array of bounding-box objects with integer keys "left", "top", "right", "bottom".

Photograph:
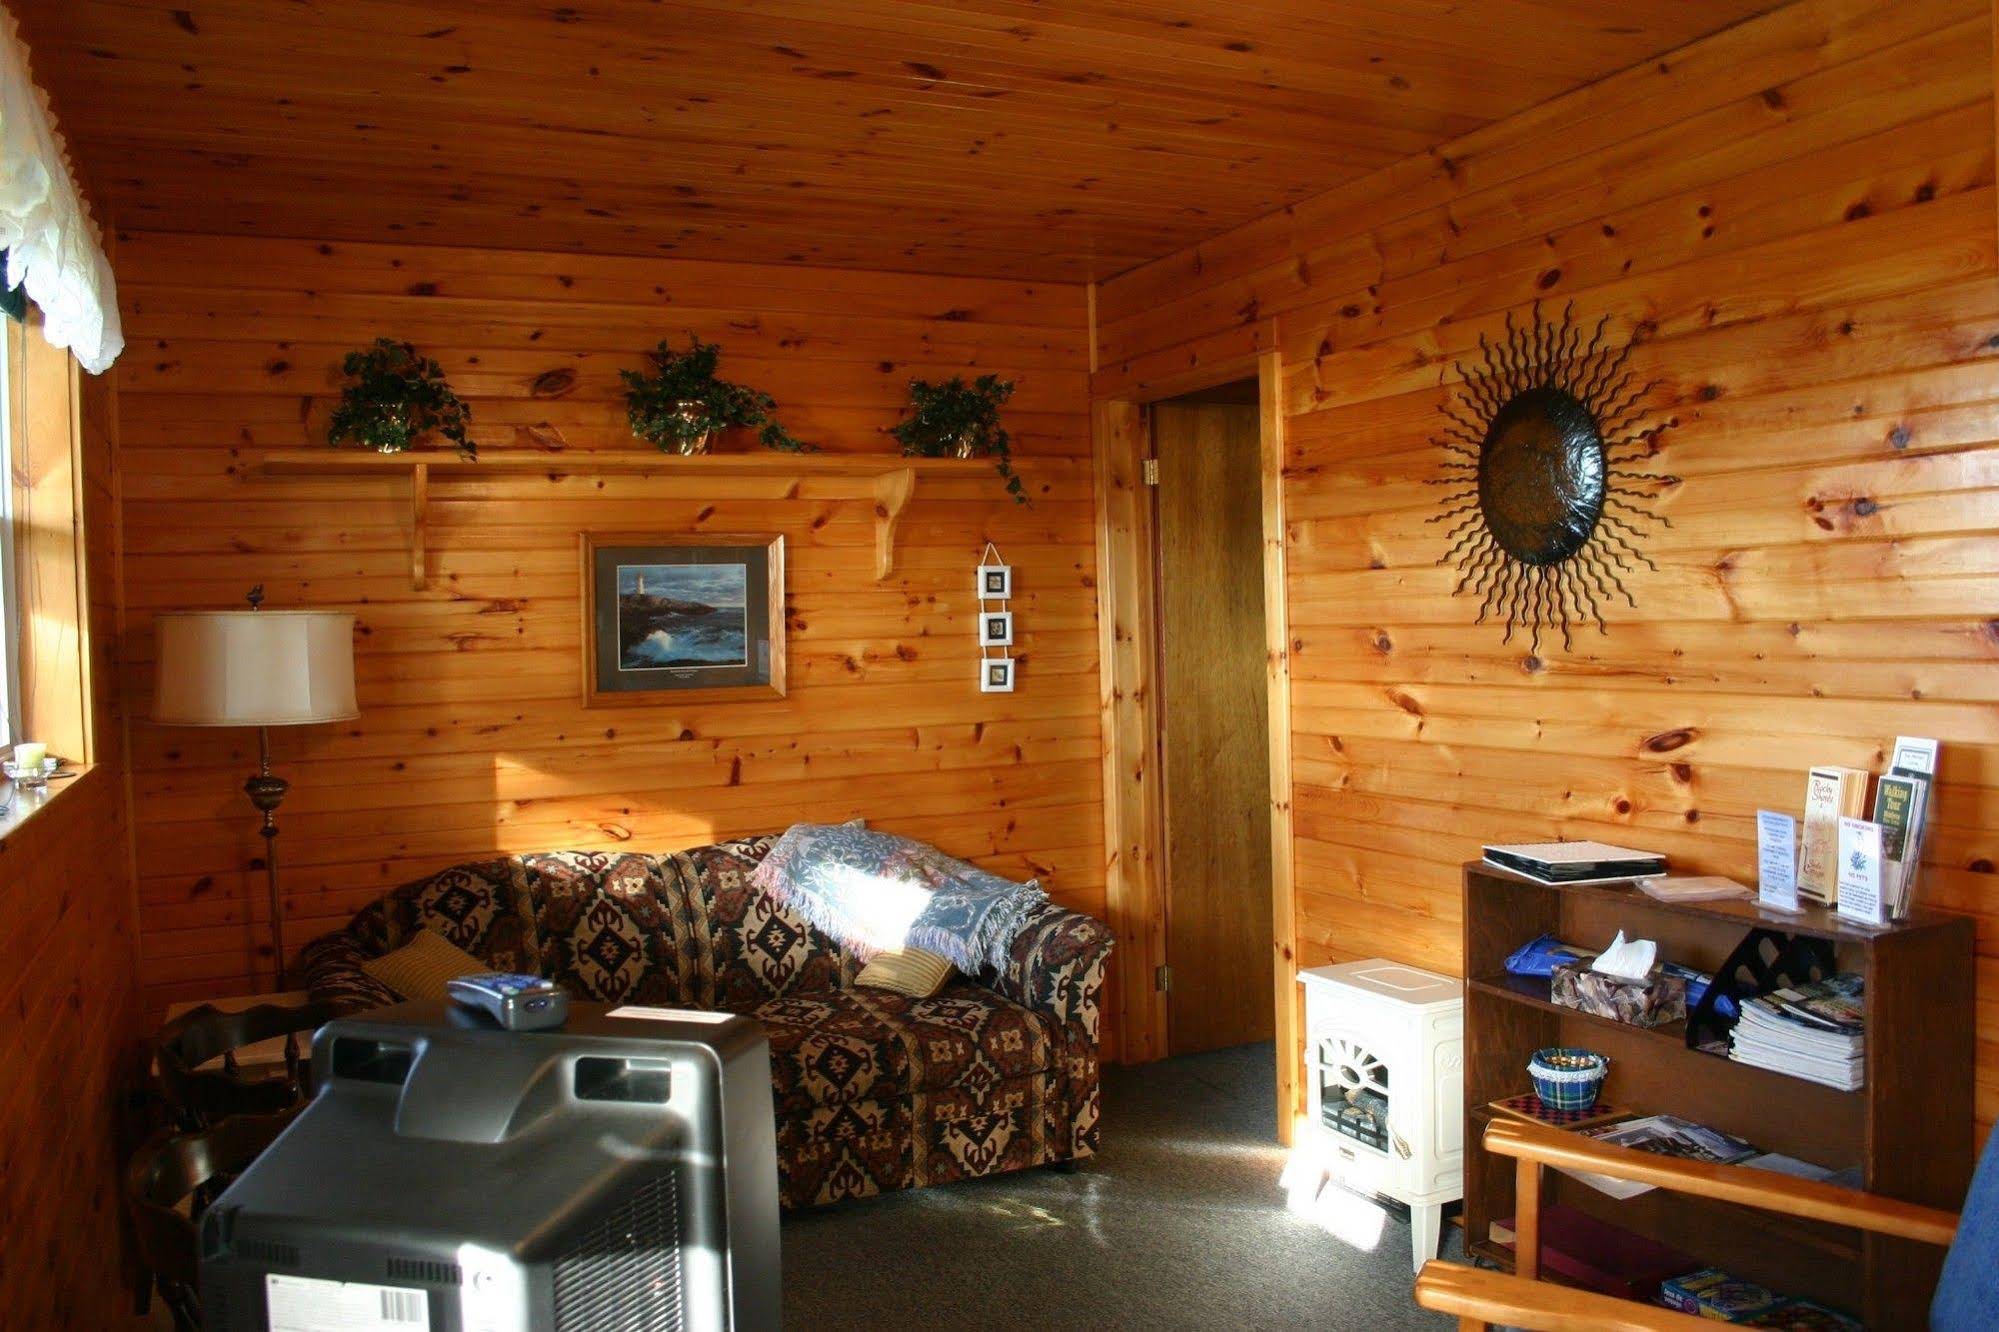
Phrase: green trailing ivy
[
  {"left": 327, "top": 338, "right": 475, "bottom": 459},
  {"left": 621, "top": 336, "right": 810, "bottom": 453},
  {"left": 891, "top": 374, "right": 1023, "bottom": 503}
]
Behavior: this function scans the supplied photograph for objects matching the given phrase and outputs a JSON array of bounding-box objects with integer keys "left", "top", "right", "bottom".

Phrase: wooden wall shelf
[
  {"left": 1461, "top": 861, "right": 1974, "bottom": 1329},
  {"left": 256, "top": 449, "right": 1003, "bottom": 588}
]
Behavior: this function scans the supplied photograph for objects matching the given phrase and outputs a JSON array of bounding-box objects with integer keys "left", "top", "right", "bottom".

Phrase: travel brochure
[
  {"left": 1754, "top": 738, "right": 1937, "bottom": 926},
  {"left": 1755, "top": 810, "right": 1800, "bottom": 913}
]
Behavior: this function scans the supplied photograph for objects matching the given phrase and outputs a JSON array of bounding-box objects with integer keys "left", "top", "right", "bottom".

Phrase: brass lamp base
[{"left": 247, "top": 726, "right": 291, "bottom": 989}]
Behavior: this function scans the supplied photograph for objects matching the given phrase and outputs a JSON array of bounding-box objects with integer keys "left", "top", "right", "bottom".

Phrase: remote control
[{"left": 446, "top": 973, "right": 569, "bottom": 1031}]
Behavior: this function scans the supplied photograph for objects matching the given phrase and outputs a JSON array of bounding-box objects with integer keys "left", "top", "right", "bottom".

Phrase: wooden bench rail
[
  {"left": 1413, "top": 1261, "right": 1710, "bottom": 1332},
  {"left": 1484, "top": 1117, "right": 1962, "bottom": 1249}
]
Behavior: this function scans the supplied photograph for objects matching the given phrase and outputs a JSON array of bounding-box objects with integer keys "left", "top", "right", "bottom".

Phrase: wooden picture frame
[{"left": 581, "top": 532, "right": 785, "bottom": 707}]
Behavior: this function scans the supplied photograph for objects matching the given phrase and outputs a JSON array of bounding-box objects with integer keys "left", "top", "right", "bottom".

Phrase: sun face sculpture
[{"left": 1429, "top": 302, "right": 1678, "bottom": 654}]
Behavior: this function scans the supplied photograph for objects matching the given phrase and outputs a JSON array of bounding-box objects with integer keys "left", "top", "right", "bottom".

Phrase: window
[
  {"left": 2, "top": 309, "right": 88, "bottom": 764},
  {"left": 0, "top": 318, "right": 18, "bottom": 753}
]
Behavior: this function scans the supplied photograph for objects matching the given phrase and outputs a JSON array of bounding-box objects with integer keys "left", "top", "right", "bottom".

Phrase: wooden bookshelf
[{"left": 1461, "top": 861, "right": 1973, "bottom": 1329}]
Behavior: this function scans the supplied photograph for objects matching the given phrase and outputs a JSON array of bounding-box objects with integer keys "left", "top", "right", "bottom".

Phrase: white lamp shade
[{"left": 152, "top": 610, "right": 359, "bottom": 727}]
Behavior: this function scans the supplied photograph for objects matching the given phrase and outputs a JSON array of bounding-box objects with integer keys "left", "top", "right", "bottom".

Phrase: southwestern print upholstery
[
  {"left": 669, "top": 836, "right": 860, "bottom": 1010},
  {"left": 523, "top": 851, "right": 681, "bottom": 1006},
  {"left": 297, "top": 834, "right": 1111, "bottom": 1208}
]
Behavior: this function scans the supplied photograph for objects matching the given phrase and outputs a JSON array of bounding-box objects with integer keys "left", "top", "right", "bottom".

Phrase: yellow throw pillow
[
  {"left": 360, "top": 929, "right": 489, "bottom": 1001},
  {"left": 855, "top": 947, "right": 956, "bottom": 998}
]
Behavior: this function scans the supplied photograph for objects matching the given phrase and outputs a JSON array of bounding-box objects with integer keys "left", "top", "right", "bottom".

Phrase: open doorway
[{"left": 1150, "top": 379, "right": 1275, "bottom": 1056}]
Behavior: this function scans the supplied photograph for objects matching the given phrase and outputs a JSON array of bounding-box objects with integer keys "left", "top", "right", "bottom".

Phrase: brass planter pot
[{"left": 666, "top": 400, "right": 715, "bottom": 455}]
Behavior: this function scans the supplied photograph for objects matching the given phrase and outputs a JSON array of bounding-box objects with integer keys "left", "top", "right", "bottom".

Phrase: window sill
[{"left": 0, "top": 761, "right": 100, "bottom": 847}]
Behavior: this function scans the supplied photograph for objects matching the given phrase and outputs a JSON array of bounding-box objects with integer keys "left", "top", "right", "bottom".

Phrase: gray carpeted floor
[{"left": 783, "top": 1042, "right": 1459, "bottom": 1329}]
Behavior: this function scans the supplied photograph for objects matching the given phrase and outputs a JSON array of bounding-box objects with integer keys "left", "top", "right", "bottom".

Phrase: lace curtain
[{"left": 0, "top": 9, "right": 122, "bottom": 374}]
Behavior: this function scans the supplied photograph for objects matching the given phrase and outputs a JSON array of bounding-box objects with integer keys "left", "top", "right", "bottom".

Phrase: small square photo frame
[
  {"left": 979, "top": 610, "right": 1014, "bottom": 647},
  {"left": 980, "top": 657, "right": 1016, "bottom": 693},
  {"left": 977, "top": 563, "right": 1012, "bottom": 600}
]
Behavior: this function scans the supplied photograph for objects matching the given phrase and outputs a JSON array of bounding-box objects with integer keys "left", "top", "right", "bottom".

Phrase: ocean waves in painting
[{"left": 623, "top": 609, "right": 748, "bottom": 668}]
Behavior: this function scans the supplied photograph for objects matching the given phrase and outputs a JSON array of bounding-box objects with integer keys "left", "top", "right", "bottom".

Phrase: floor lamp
[{"left": 152, "top": 588, "right": 357, "bottom": 989}]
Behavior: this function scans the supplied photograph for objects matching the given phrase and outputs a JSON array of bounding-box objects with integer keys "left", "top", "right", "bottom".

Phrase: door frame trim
[{"left": 1090, "top": 323, "right": 1299, "bottom": 1141}]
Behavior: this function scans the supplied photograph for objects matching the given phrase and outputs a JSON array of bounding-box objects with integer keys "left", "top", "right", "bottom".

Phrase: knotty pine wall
[
  {"left": 1094, "top": 0, "right": 1999, "bottom": 1131},
  {"left": 1, "top": 361, "right": 141, "bottom": 1330},
  {"left": 112, "top": 234, "right": 1107, "bottom": 1043}
]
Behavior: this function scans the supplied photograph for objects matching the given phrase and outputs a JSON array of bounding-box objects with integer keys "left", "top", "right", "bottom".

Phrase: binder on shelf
[{"left": 1481, "top": 840, "right": 1666, "bottom": 885}]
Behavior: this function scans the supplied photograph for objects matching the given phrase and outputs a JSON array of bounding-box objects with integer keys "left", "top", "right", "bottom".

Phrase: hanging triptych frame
[{"left": 977, "top": 541, "right": 1014, "bottom": 692}]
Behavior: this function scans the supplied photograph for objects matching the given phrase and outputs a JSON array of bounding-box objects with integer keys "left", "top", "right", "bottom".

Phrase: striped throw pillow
[
  {"left": 361, "top": 928, "right": 489, "bottom": 1001},
  {"left": 855, "top": 947, "right": 956, "bottom": 998}
]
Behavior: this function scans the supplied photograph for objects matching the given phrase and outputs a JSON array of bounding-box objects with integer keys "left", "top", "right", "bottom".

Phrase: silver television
[{"left": 200, "top": 1001, "right": 780, "bottom": 1331}]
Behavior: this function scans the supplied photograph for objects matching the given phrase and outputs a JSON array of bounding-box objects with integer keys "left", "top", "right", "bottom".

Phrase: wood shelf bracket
[{"left": 873, "top": 466, "right": 917, "bottom": 581}]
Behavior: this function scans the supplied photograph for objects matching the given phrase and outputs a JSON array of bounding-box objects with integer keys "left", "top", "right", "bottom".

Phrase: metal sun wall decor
[{"left": 1429, "top": 301, "right": 1679, "bottom": 654}]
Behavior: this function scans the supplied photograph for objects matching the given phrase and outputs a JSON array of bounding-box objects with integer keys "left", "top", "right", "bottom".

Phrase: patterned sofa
[{"left": 295, "top": 835, "right": 1112, "bottom": 1208}]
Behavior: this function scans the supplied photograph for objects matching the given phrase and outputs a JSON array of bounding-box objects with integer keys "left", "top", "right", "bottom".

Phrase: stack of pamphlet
[{"left": 1728, "top": 974, "right": 1864, "bottom": 1091}]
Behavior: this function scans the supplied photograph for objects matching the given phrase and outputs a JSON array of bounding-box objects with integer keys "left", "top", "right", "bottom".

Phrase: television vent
[
  {"left": 387, "top": 1256, "right": 463, "bottom": 1286},
  {"left": 551, "top": 1172, "right": 683, "bottom": 1331},
  {"left": 235, "top": 1238, "right": 300, "bottom": 1269}
]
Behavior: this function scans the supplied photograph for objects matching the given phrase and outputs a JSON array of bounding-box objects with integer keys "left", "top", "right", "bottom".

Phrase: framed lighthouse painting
[{"left": 581, "top": 532, "right": 786, "bottom": 706}]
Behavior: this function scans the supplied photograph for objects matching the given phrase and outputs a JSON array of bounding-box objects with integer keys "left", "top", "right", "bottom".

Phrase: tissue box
[{"left": 1550, "top": 957, "right": 1687, "bottom": 1028}]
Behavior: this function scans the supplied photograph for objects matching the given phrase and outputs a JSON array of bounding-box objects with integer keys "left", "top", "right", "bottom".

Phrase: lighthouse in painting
[{"left": 615, "top": 561, "right": 746, "bottom": 669}]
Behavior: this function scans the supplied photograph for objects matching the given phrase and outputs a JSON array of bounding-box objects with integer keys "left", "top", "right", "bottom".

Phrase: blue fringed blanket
[{"left": 749, "top": 822, "right": 1047, "bottom": 974}]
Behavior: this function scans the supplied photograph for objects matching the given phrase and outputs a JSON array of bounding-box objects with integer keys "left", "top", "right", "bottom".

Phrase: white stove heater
[{"left": 1291, "top": 959, "right": 1464, "bottom": 1271}]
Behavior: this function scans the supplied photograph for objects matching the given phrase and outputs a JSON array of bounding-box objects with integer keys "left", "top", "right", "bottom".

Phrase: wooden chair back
[
  {"left": 124, "top": 1113, "right": 294, "bottom": 1331},
  {"left": 153, "top": 1001, "right": 334, "bottom": 1127}
]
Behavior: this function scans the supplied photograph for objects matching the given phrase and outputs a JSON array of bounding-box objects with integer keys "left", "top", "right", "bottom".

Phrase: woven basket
[{"left": 1528, "top": 1047, "right": 1609, "bottom": 1112}]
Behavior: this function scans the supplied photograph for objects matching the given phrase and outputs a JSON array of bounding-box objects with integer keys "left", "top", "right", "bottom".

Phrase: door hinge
[
  {"left": 1155, "top": 963, "right": 1173, "bottom": 992},
  {"left": 1141, "top": 457, "right": 1159, "bottom": 486}
]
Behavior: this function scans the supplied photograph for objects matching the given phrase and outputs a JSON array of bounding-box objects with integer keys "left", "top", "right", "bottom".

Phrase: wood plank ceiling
[{"left": 15, "top": 0, "right": 1782, "bottom": 282}]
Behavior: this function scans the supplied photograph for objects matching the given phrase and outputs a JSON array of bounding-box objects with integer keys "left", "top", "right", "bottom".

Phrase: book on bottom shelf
[{"left": 1488, "top": 1205, "right": 1697, "bottom": 1301}]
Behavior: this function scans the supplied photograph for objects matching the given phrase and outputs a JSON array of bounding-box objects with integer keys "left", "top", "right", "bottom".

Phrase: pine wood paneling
[
  {"left": 1, "top": 356, "right": 141, "bottom": 1331},
  {"left": 111, "top": 234, "right": 1110, "bottom": 1047},
  {"left": 1091, "top": 396, "right": 1163, "bottom": 1063},
  {"left": 1094, "top": 0, "right": 1999, "bottom": 1136},
  {"left": 11, "top": 1, "right": 1779, "bottom": 281}
]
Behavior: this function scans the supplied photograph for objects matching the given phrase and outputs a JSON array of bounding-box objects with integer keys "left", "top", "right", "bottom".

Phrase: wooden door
[{"left": 1152, "top": 396, "right": 1275, "bottom": 1055}]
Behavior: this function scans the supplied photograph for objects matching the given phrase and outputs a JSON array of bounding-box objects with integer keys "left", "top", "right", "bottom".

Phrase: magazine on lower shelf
[{"left": 1557, "top": 1114, "right": 1759, "bottom": 1199}]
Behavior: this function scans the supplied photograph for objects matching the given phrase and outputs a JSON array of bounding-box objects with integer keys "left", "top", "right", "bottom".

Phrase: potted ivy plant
[
  {"left": 327, "top": 338, "right": 476, "bottom": 459},
  {"left": 891, "top": 374, "right": 1023, "bottom": 502},
  {"left": 622, "top": 336, "right": 809, "bottom": 454}
]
